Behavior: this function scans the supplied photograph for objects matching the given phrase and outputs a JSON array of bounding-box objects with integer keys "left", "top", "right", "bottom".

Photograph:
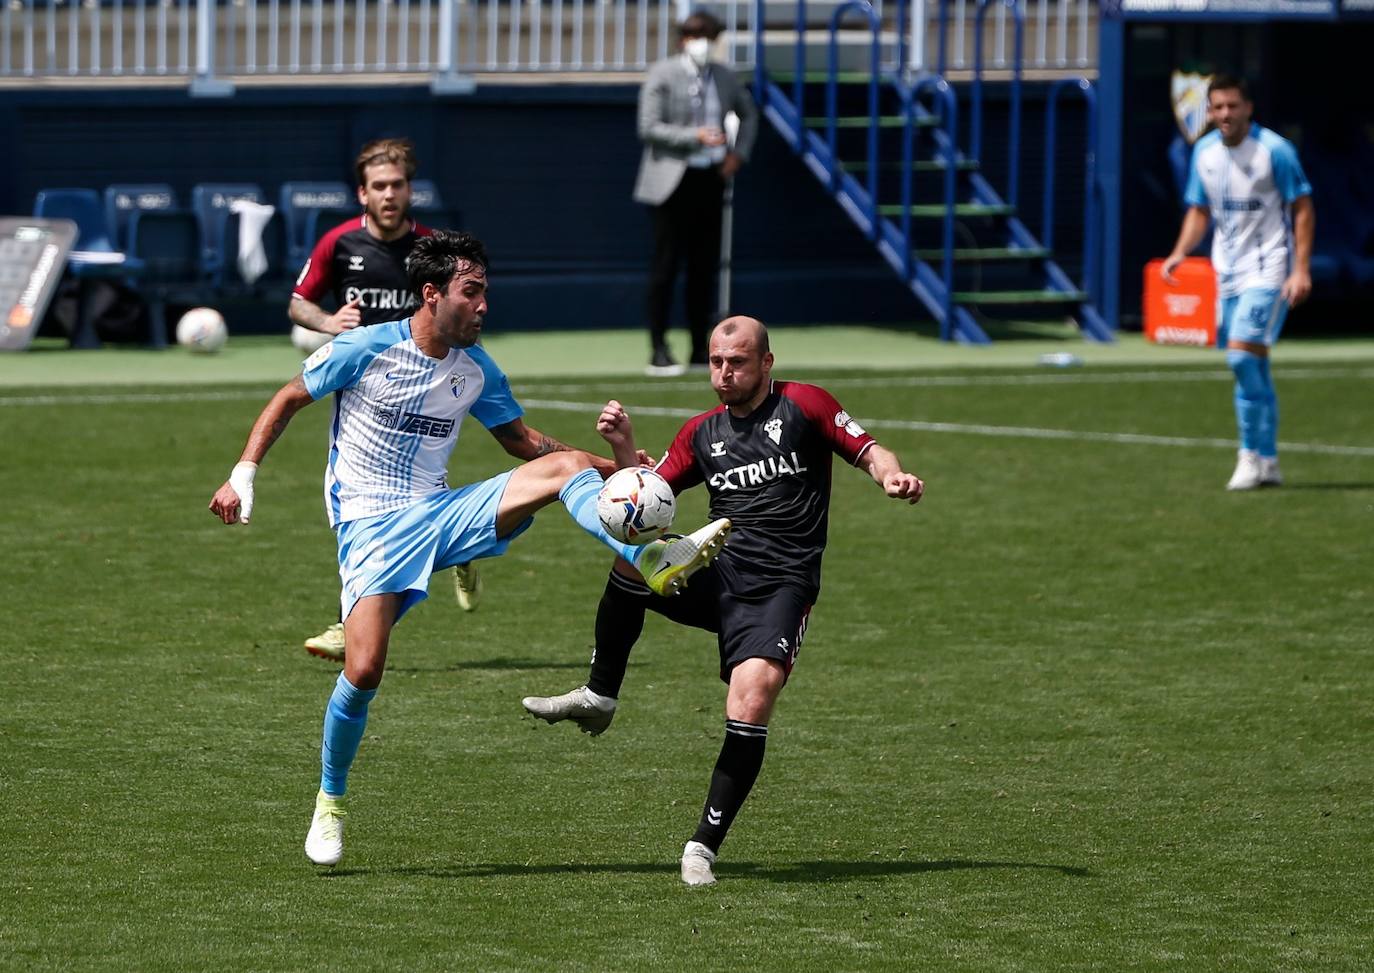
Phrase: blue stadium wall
[{"left": 0, "top": 81, "right": 1085, "bottom": 335}]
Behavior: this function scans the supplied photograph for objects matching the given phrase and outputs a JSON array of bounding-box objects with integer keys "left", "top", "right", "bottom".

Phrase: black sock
[
  {"left": 691, "top": 720, "right": 768, "bottom": 853},
  {"left": 586, "top": 572, "right": 649, "bottom": 698}
]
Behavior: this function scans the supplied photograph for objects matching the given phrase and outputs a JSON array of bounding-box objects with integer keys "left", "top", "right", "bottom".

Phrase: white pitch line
[
  {"left": 0, "top": 389, "right": 271, "bottom": 407},
  {"left": 520, "top": 365, "right": 1374, "bottom": 395},
  {"left": 520, "top": 398, "right": 1374, "bottom": 458},
  {"left": 3, "top": 387, "right": 1371, "bottom": 458}
]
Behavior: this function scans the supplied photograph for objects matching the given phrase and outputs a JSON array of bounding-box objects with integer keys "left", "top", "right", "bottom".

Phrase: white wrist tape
[{"left": 229, "top": 461, "right": 258, "bottom": 524}]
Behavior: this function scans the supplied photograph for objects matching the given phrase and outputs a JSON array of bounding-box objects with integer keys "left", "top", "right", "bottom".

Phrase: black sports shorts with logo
[{"left": 643, "top": 555, "right": 813, "bottom": 683}]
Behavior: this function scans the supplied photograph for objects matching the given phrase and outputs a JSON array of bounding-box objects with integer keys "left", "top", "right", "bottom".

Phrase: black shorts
[{"left": 646, "top": 556, "right": 814, "bottom": 683}]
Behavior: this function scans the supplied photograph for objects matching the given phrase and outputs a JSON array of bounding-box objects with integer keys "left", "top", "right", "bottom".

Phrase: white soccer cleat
[
  {"left": 680, "top": 840, "right": 718, "bottom": 887},
  {"left": 305, "top": 789, "right": 346, "bottom": 866},
  {"left": 1259, "top": 456, "right": 1283, "bottom": 487},
  {"left": 452, "top": 562, "right": 483, "bottom": 612},
  {"left": 1226, "top": 450, "right": 1263, "bottom": 491},
  {"left": 521, "top": 685, "right": 617, "bottom": 736},
  {"left": 304, "top": 622, "right": 346, "bottom": 662},
  {"left": 634, "top": 518, "right": 732, "bottom": 596}
]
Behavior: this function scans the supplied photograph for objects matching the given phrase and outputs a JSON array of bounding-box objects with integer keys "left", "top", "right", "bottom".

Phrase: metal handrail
[
  {"left": 971, "top": 0, "right": 1022, "bottom": 208},
  {"left": 827, "top": 0, "right": 882, "bottom": 231},
  {"left": 900, "top": 75, "right": 958, "bottom": 340},
  {"left": 1042, "top": 76, "right": 1097, "bottom": 300}
]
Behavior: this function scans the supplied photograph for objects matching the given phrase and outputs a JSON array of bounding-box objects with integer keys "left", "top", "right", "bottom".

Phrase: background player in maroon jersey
[
  {"left": 290, "top": 137, "right": 430, "bottom": 336},
  {"left": 522, "top": 315, "right": 923, "bottom": 886},
  {"left": 289, "top": 139, "right": 482, "bottom": 660}
]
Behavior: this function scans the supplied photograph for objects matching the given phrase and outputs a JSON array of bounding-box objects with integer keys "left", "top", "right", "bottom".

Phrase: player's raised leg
[
  {"left": 306, "top": 591, "right": 399, "bottom": 866},
  {"left": 496, "top": 452, "right": 730, "bottom": 596}
]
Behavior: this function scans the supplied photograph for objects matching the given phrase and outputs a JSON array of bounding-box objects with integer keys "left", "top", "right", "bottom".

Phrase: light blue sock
[
  {"left": 1226, "top": 350, "right": 1266, "bottom": 454},
  {"left": 1256, "top": 355, "right": 1279, "bottom": 458},
  {"left": 320, "top": 672, "right": 377, "bottom": 797},
  {"left": 559, "top": 467, "right": 641, "bottom": 563}
]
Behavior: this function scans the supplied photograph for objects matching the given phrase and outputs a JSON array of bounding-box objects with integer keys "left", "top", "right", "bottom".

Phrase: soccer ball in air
[
  {"left": 597, "top": 467, "right": 676, "bottom": 545},
  {"left": 290, "top": 324, "right": 332, "bottom": 354},
  {"left": 176, "top": 307, "right": 228, "bottom": 353}
]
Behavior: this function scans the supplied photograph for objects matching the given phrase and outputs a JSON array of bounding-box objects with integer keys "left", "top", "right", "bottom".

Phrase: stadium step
[
  {"left": 951, "top": 289, "right": 1090, "bottom": 305},
  {"left": 877, "top": 203, "right": 1016, "bottom": 218},
  {"left": 803, "top": 115, "right": 938, "bottom": 129},
  {"left": 914, "top": 246, "right": 1050, "bottom": 261},
  {"left": 841, "top": 159, "right": 980, "bottom": 173}
]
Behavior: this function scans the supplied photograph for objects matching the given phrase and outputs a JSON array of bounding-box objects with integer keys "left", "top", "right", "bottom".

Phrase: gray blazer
[{"left": 633, "top": 54, "right": 759, "bottom": 206}]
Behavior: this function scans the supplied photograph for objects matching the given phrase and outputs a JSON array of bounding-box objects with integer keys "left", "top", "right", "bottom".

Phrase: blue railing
[
  {"left": 970, "top": 0, "right": 1023, "bottom": 209},
  {"left": 1042, "top": 77, "right": 1098, "bottom": 304},
  {"left": 900, "top": 76, "right": 958, "bottom": 341},
  {"left": 826, "top": 0, "right": 882, "bottom": 232}
]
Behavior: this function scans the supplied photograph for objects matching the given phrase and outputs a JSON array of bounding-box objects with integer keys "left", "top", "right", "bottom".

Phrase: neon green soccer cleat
[
  {"left": 633, "top": 518, "right": 732, "bottom": 596},
  {"left": 305, "top": 789, "right": 346, "bottom": 866},
  {"left": 304, "top": 622, "right": 345, "bottom": 662},
  {"left": 452, "top": 562, "right": 483, "bottom": 612}
]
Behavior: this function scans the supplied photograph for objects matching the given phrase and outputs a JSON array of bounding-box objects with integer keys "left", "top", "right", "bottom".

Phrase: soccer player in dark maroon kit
[
  {"left": 290, "top": 137, "right": 432, "bottom": 336},
  {"left": 523, "top": 316, "right": 924, "bottom": 886}
]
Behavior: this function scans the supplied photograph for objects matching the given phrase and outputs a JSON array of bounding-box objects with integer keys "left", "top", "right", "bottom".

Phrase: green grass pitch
[{"left": 2, "top": 342, "right": 1371, "bottom": 971}]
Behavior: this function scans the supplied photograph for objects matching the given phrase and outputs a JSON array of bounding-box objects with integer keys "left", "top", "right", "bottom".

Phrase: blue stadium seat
[
  {"left": 105, "top": 184, "right": 177, "bottom": 251},
  {"left": 304, "top": 206, "right": 364, "bottom": 253},
  {"left": 33, "top": 188, "right": 118, "bottom": 253},
  {"left": 127, "top": 209, "right": 202, "bottom": 348},
  {"left": 190, "top": 183, "right": 266, "bottom": 284},
  {"left": 410, "top": 179, "right": 445, "bottom": 212},
  {"left": 279, "top": 181, "right": 352, "bottom": 272}
]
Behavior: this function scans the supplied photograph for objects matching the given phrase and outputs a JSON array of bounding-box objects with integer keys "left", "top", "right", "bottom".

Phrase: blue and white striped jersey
[
  {"left": 1185, "top": 123, "right": 1311, "bottom": 297},
  {"left": 300, "top": 319, "right": 523, "bottom": 527}
]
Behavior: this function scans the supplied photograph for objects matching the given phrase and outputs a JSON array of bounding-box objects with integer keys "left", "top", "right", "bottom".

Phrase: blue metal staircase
[{"left": 751, "top": 0, "right": 1112, "bottom": 343}]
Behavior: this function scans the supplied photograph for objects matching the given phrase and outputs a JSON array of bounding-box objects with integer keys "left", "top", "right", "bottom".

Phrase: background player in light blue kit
[
  {"left": 1162, "top": 74, "right": 1315, "bottom": 491},
  {"left": 209, "top": 231, "right": 731, "bottom": 867}
]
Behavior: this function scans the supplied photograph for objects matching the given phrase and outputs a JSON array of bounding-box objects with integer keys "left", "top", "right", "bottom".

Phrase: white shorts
[{"left": 335, "top": 471, "right": 533, "bottom": 623}]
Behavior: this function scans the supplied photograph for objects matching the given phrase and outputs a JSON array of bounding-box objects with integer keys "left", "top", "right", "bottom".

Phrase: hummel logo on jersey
[
  {"left": 710, "top": 441, "right": 727, "bottom": 457},
  {"left": 708, "top": 451, "right": 809, "bottom": 491},
  {"left": 764, "top": 417, "right": 783, "bottom": 445},
  {"left": 707, "top": 806, "right": 722, "bottom": 826},
  {"left": 373, "top": 407, "right": 455, "bottom": 438},
  {"left": 348, "top": 255, "right": 365, "bottom": 271},
  {"left": 833, "top": 410, "right": 867, "bottom": 437}
]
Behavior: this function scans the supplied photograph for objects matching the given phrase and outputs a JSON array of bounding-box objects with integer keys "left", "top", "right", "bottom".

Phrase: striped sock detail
[
  {"left": 725, "top": 719, "right": 768, "bottom": 739},
  {"left": 607, "top": 571, "right": 652, "bottom": 597}
]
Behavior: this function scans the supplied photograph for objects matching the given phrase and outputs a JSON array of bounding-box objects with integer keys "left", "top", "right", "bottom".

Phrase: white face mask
[{"left": 684, "top": 37, "right": 711, "bottom": 68}]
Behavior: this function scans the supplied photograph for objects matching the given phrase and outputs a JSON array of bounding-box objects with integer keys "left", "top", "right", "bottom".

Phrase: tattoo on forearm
[{"left": 533, "top": 435, "right": 570, "bottom": 456}]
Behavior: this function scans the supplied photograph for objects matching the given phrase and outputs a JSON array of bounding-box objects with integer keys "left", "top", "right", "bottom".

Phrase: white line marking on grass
[
  {"left": 3, "top": 388, "right": 1371, "bottom": 458},
  {"left": 519, "top": 399, "right": 1374, "bottom": 458},
  {"left": 0, "top": 389, "right": 271, "bottom": 407},
  {"left": 521, "top": 366, "right": 1374, "bottom": 395}
]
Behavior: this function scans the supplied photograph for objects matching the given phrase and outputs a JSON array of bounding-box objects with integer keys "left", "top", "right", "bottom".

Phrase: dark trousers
[{"left": 647, "top": 167, "right": 724, "bottom": 363}]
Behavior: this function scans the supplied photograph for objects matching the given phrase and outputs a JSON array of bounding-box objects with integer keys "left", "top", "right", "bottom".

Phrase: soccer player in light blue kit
[
  {"left": 1163, "top": 74, "right": 1315, "bottom": 491},
  {"left": 209, "top": 231, "right": 731, "bottom": 866}
]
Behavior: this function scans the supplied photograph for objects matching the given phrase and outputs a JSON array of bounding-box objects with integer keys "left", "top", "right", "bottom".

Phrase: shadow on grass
[
  {"left": 323, "top": 858, "right": 1090, "bottom": 881},
  {"left": 1278, "top": 482, "right": 1374, "bottom": 491},
  {"left": 384, "top": 657, "right": 595, "bottom": 673}
]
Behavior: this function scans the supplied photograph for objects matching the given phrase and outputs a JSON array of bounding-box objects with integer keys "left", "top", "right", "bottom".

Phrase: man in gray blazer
[{"left": 634, "top": 10, "right": 758, "bottom": 376}]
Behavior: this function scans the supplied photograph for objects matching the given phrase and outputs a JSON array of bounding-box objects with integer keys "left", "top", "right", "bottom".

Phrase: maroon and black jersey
[
  {"left": 656, "top": 381, "right": 876, "bottom": 597},
  {"left": 292, "top": 216, "right": 432, "bottom": 327}
]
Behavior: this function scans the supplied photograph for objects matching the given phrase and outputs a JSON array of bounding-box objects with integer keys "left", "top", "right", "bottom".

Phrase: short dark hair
[
  {"left": 680, "top": 11, "right": 723, "bottom": 40},
  {"left": 407, "top": 231, "right": 489, "bottom": 298},
  {"left": 355, "top": 137, "right": 418, "bottom": 187},
  {"left": 1207, "top": 74, "right": 1251, "bottom": 102}
]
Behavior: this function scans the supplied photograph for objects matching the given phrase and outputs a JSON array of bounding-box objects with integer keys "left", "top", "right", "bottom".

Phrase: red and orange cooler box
[{"left": 1143, "top": 257, "right": 1217, "bottom": 347}]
